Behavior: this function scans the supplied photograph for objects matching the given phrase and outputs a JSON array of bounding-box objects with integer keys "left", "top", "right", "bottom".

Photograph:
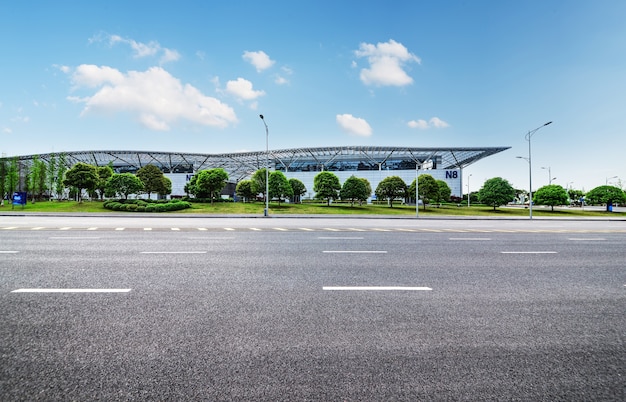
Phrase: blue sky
[{"left": 1, "top": 0, "right": 625, "bottom": 192}]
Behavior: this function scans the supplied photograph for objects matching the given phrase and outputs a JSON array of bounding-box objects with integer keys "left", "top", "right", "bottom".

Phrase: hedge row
[{"left": 103, "top": 199, "right": 192, "bottom": 212}]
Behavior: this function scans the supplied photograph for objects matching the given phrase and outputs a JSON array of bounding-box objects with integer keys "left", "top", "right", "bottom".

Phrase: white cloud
[
  {"left": 68, "top": 65, "right": 237, "bottom": 131},
  {"left": 407, "top": 119, "right": 429, "bottom": 129},
  {"left": 225, "top": 78, "right": 265, "bottom": 101},
  {"left": 243, "top": 50, "right": 275, "bottom": 72},
  {"left": 355, "top": 39, "right": 420, "bottom": 87},
  {"left": 92, "top": 33, "right": 180, "bottom": 64},
  {"left": 408, "top": 117, "right": 450, "bottom": 130},
  {"left": 429, "top": 117, "right": 449, "bottom": 128},
  {"left": 3, "top": 127, "right": 12, "bottom": 134},
  {"left": 336, "top": 114, "right": 372, "bottom": 137}
]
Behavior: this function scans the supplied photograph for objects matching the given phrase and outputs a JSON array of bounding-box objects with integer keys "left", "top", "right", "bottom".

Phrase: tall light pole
[
  {"left": 415, "top": 163, "right": 420, "bottom": 218},
  {"left": 541, "top": 166, "right": 556, "bottom": 185},
  {"left": 467, "top": 174, "right": 472, "bottom": 207},
  {"left": 606, "top": 175, "right": 618, "bottom": 185},
  {"left": 524, "top": 121, "right": 552, "bottom": 219},
  {"left": 259, "top": 114, "right": 269, "bottom": 217}
]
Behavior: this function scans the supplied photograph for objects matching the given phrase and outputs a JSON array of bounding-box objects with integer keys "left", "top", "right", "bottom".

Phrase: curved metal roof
[{"left": 15, "top": 145, "right": 510, "bottom": 180}]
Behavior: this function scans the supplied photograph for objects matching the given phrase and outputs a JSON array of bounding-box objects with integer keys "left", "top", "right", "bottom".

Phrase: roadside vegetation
[
  {"left": 2, "top": 198, "right": 624, "bottom": 218},
  {"left": 1, "top": 156, "right": 624, "bottom": 217}
]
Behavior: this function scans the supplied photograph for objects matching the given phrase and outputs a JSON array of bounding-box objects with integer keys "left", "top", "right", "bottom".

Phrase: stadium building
[{"left": 13, "top": 145, "right": 509, "bottom": 201}]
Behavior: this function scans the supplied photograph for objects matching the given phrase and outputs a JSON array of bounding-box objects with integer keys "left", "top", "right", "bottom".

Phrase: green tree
[
  {"left": 313, "top": 171, "right": 341, "bottom": 206},
  {"left": 95, "top": 165, "right": 114, "bottom": 201},
  {"left": 533, "top": 184, "right": 569, "bottom": 211},
  {"left": 567, "top": 189, "right": 585, "bottom": 205},
  {"left": 585, "top": 185, "right": 626, "bottom": 211},
  {"left": 436, "top": 180, "right": 451, "bottom": 204},
  {"left": 158, "top": 176, "right": 172, "bottom": 198},
  {"left": 236, "top": 179, "right": 256, "bottom": 202},
  {"left": 375, "top": 176, "right": 406, "bottom": 208},
  {"left": 478, "top": 177, "right": 516, "bottom": 210},
  {"left": 359, "top": 178, "right": 372, "bottom": 206},
  {"left": 251, "top": 168, "right": 268, "bottom": 201},
  {"left": 46, "top": 154, "right": 57, "bottom": 200},
  {"left": 193, "top": 168, "right": 229, "bottom": 204},
  {"left": 63, "top": 162, "right": 98, "bottom": 202},
  {"left": 137, "top": 164, "right": 169, "bottom": 198},
  {"left": 409, "top": 174, "right": 439, "bottom": 210},
  {"left": 105, "top": 173, "right": 144, "bottom": 200},
  {"left": 288, "top": 178, "right": 307, "bottom": 203},
  {"left": 269, "top": 171, "right": 293, "bottom": 206},
  {"left": 0, "top": 158, "right": 6, "bottom": 206},
  {"left": 55, "top": 153, "right": 67, "bottom": 201},
  {"left": 341, "top": 175, "right": 369, "bottom": 206},
  {"left": 28, "top": 156, "right": 48, "bottom": 203}
]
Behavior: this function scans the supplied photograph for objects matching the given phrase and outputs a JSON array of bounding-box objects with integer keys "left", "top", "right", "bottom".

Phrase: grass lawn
[{"left": 1, "top": 200, "right": 624, "bottom": 218}]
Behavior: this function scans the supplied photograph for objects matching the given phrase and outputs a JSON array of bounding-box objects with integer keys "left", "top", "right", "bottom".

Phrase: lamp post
[
  {"left": 606, "top": 175, "right": 618, "bottom": 185},
  {"left": 467, "top": 174, "right": 472, "bottom": 207},
  {"left": 541, "top": 166, "right": 556, "bottom": 185},
  {"left": 415, "top": 163, "right": 420, "bottom": 218},
  {"left": 523, "top": 121, "right": 552, "bottom": 219},
  {"left": 259, "top": 114, "right": 269, "bottom": 217}
]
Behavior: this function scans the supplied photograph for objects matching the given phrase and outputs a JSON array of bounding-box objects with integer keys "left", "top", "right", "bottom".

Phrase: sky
[{"left": 1, "top": 0, "right": 625, "bottom": 193}]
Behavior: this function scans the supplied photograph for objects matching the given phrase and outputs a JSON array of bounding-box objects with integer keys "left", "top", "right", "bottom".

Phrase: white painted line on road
[
  {"left": 2, "top": 227, "right": 18, "bottom": 230},
  {"left": 501, "top": 251, "right": 558, "bottom": 254},
  {"left": 318, "top": 237, "right": 364, "bottom": 240},
  {"left": 299, "top": 228, "right": 314, "bottom": 231},
  {"left": 323, "top": 286, "right": 432, "bottom": 291},
  {"left": 144, "top": 228, "right": 152, "bottom": 231},
  {"left": 324, "top": 228, "right": 340, "bottom": 231},
  {"left": 32, "top": 227, "right": 45, "bottom": 230},
  {"left": 187, "top": 236, "right": 235, "bottom": 240},
  {"left": 450, "top": 237, "right": 491, "bottom": 241},
  {"left": 59, "top": 227, "right": 71, "bottom": 230},
  {"left": 568, "top": 238, "right": 606, "bottom": 241},
  {"left": 250, "top": 228, "right": 262, "bottom": 231},
  {"left": 197, "top": 228, "right": 208, "bottom": 231},
  {"left": 0, "top": 251, "right": 19, "bottom": 254},
  {"left": 347, "top": 228, "right": 366, "bottom": 232},
  {"left": 87, "top": 227, "right": 98, "bottom": 231},
  {"left": 323, "top": 250, "right": 387, "bottom": 254},
  {"left": 372, "top": 228, "right": 391, "bottom": 232},
  {"left": 12, "top": 288, "right": 131, "bottom": 293},
  {"left": 49, "top": 237, "right": 101, "bottom": 240},
  {"left": 115, "top": 228, "right": 125, "bottom": 231},
  {"left": 141, "top": 251, "right": 207, "bottom": 254},
  {"left": 171, "top": 228, "right": 180, "bottom": 231},
  {"left": 224, "top": 228, "right": 235, "bottom": 231},
  {"left": 274, "top": 227, "right": 288, "bottom": 231}
]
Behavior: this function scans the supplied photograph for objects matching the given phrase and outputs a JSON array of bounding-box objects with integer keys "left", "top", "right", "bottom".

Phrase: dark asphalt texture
[{"left": 0, "top": 218, "right": 624, "bottom": 400}]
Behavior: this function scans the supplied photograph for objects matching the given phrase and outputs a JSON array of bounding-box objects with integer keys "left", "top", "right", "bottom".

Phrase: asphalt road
[{"left": 1, "top": 217, "right": 624, "bottom": 401}]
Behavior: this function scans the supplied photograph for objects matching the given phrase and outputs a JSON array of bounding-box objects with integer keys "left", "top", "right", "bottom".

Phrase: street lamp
[
  {"left": 259, "top": 114, "right": 269, "bottom": 217},
  {"left": 523, "top": 121, "right": 552, "bottom": 219},
  {"left": 606, "top": 175, "right": 618, "bottom": 185},
  {"left": 541, "top": 166, "right": 556, "bottom": 185},
  {"left": 467, "top": 174, "right": 472, "bottom": 207},
  {"left": 415, "top": 162, "right": 420, "bottom": 218}
]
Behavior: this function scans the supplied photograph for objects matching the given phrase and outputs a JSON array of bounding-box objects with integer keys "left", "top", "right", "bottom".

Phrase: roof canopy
[{"left": 16, "top": 146, "right": 510, "bottom": 180}]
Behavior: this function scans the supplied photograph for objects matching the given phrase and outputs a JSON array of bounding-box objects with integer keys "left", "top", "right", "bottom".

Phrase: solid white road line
[
  {"left": 141, "top": 251, "right": 207, "bottom": 254},
  {"left": 323, "top": 250, "right": 387, "bottom": 254},
  {"left": 0, "top": 251, "right": 19, "bottom": 254},
  {"left": 501, "top": 251, "right": 558, "bottom": 254},
  {"left": 323, "top": 286, "right": 432, "bottom": 291},
  {"left": 318, "top": 237, "right": 364, "bottom": 240},
  {"left": 49, "top": 237, "right": 100, "bottom": 240},
  {"left": 12, "top": 288, "right": 131, "bottom": 293},
  {"left": 449, "top": 238, "right": 492, "bottom": 241}
]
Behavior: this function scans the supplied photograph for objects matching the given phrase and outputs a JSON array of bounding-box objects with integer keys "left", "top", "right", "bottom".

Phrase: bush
[{"left": 102, "top": 198, "right": 191, "bottom": 212}]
